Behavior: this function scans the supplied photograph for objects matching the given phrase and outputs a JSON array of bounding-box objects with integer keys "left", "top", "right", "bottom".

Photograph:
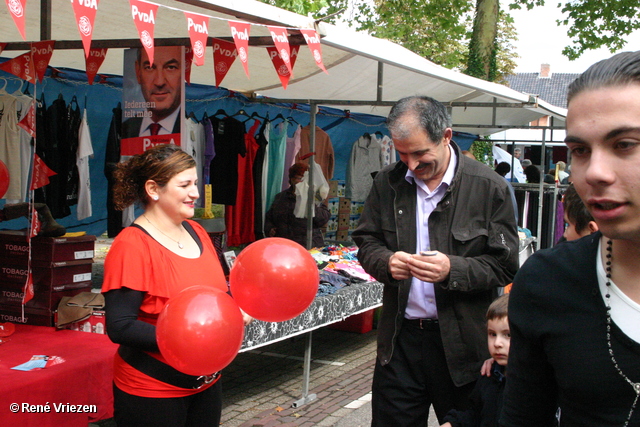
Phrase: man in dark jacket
[{"left": 352, "top": 96, "right": 519, "bottom": 426}]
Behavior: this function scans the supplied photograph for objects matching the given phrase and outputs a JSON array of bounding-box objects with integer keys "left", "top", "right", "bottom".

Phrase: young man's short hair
[{"left": 487, "top": 293, "right": 509, "bottom": 321}]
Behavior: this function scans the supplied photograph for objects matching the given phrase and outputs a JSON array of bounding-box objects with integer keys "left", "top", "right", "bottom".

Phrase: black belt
[
  {"left": 403, "top": 318, "right": 440, "bottom": 330},
  {"left": 118, "top": 345, "right": 220, "bottom": 390}
]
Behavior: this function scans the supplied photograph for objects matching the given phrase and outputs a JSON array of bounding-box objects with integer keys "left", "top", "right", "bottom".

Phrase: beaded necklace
[{"left": 604, "top": 239, "right": 640, "bottom": 426}]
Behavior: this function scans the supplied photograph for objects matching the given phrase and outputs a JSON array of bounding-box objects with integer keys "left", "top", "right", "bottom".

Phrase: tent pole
[
  {"left": 305, "top": 102, "right": 318, "bottom": 250},
  {"left": 536, "top": 128, "right": 547, "bottom": 251},
  {"left": 41, "top": 0, "right": 52, "bottom": 40}
]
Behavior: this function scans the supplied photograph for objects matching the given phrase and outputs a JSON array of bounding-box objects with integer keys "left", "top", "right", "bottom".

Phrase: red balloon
[
  {"left": 156, "top": 286, "right": 244, "bottom": 376},
  {"left": 0, "top": 160, "right": 9, "bottom": 199},
  {"left": 229, "top": 237, "right": 319, "bottom": 322}
]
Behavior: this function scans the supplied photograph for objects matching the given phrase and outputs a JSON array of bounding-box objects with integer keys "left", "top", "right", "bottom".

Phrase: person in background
[
  {"left": 352, "top": 96, "right": 518, "bottom": 425},
  {"left": 520, "top": 159, "right": 532, "bottom": 169},
  {"left": 513, "top": 148, "right": 522, "bottom": 162},
  {"left": 523, "top": 164, "right": 540, "bottom": 183},
  {"left": 562, "top": 183, "right": 598, "bottom": 241},
  {"left": 264, "top": 162, "right": 330, "bottom": 248},
  {"left": 102, "top": 145, "right": 247, "bottom": 426},
  {"left": 440, "top": 294, "right": 511, "bottom": 427},
  {"left": 494, "top": 162, "right": 519, "bottom": 223},
  {"left": 501, "top": 51, "right": 640, "bottom": 426},
  {"left": 556, "top": 161, "right": 569, "bottom": 182}
]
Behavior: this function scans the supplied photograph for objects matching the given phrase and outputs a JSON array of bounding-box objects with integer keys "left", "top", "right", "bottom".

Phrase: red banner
[
  {"left": 129, "top": 0, "right": 158, "bottom": 65},
  {"left": 70, "top": 0, "right": 100, "bottom": 58},
  {"left": 267, "top": 45, "right": 299, "bottom": 90},
  {"left": 5, "top": 0, "right": 27, "bottom": 40},
  {"left": 184, "top": 11, "right": 209, "bottom": 67},
  {"left": 228, "top": 20, "right": 251, "bottom": 78},
  {"left": 300, "top": 29, "right": 327, "bottom": 74},
  {"left": 212, "top": 38, "right": 237, "bottom": 87},
  {"left": 120, "top": 134, "right": 181, "bottom": 156},
  {"left": 29, "top": 205, "right": 40, "bottom": 238},
  {"left": 85, "top": 47, "right": 108, "bottom": 84},
  {"left": 31, "top": 40, "right": 55, "bottom": 82},
  {"left": 17, "top": 100, "right": 35, "bottom": 137},
  {"left": 30, "top": 154, "right": 57, "bottom": 190},
  {"left": 0, "top": 51, "right": 35, "bottom": 83},
  {"left": 267, "top": 26, "right": 292, "bottom": 76}
]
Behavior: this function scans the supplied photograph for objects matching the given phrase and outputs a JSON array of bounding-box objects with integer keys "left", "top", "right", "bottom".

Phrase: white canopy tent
[{"left": 1, "top": 0, "right": 566, "bottom": 136}]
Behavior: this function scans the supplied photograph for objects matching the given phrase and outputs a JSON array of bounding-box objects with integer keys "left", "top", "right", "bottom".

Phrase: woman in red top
[{"left": 102, "top": 144, "right": 240, "bottom": 426}]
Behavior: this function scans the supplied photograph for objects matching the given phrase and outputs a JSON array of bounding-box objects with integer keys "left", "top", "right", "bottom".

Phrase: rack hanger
[
  {"left": 213, "top": 108, "right": 228, "bottom": 118},
  {"left": 286, "top": 115, "right": 300, "bottom": 125},
  {"left": 231, "top": 109, "right": 249, "bottom": 118},
  {"left": 243, "top": 111, "right": 265, "bottom": 123},
  {"left": 0, "top": 79, "right": 8, "bottom": 93}
]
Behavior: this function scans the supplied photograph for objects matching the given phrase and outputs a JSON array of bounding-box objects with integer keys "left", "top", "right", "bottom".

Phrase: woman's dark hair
[
  {"left": 563, "top": 184, "right": 594, "bottom": 235},
  {"left": 112, "top": 144, "right": 196, "bottom": 210},
  {"left": 567, "top": 51, "right": 640, "bottom": 104},
  {"left": 524, "top": 165, "right": 541, "bottom": 183},
  {"left": 387, "top": 96, "right": 451, "bottom": 143}
]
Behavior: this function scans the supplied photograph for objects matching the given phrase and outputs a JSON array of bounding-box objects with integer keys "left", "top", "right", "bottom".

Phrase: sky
[{"left": 508, "top": 2, "right": 640, "bottom": 73}]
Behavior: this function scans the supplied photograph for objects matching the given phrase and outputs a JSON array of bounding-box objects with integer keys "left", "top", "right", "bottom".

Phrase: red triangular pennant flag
[
  {"left": 267, "top": 26, "right": 292, "bottom": 76},
  {"left": 0, "top": 51, "right": 36, "bottom": 83},
  {"left": 5, "top": 0, "right": 27, "bottom": 40},
  {"left": 85, "top": 47, "right": 108, "bottom": 84},
  {"left": 70, "top": 0, "right": 100, "bottom": 58},
  {"left": 212, "top": 38, "right": 237, "bottom": 88},
  {"left": 30, "top": 154, "right": 57, "bottom": 190},
  {"left": 17, "top": 100, "right": 35, "bottom": 137},
  {"left": 228, "top": 20, "right": 251, "bottom": 78},
  {"left": 22, "top": 271, "right": 34, "bottom": 305},
  {"left": 184, "top": 11, "right": 209, "bottom": 67},
  {"left": 300, "top": 29, "right": 327, "bottom": 74},
  {"left": 29, "top": 205, "right": 40, "bottom": 238},
  {"left": 31, "top": 40, "right": 55, "bottom": 82},
  {"left": 129, "top": 0, "right": 158, "bottom": 66},
  {"left": 267, "top": 45, "right": 299, "bottom": 90}
]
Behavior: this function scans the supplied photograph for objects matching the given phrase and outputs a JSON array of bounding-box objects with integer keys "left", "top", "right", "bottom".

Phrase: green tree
[
  {"left": 511, "top": 0, "right": 640, "bottom": 60},
  {"left": 260, "top": 0, "right": 518, "bottom": 81}
]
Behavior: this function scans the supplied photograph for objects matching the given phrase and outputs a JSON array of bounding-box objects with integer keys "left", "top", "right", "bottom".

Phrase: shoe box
[{"left": 0, "top": 231, "right": 96, "bottom": 326}]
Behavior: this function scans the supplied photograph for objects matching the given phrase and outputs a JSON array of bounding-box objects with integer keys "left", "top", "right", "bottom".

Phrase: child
[
  {"left": 440, "top": 294, "right": 510, "bottom": 427},
  {"left": 562, "top": 183, "right": 598, "bottom": 241}
]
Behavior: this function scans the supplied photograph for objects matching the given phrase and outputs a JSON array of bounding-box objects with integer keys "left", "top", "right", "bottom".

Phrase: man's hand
[
  {"left": 388, "top": 251, "right": 413, "bottom": 280},
  {"left": 406, "top": 251, "right": 451, "bottom": 283}
]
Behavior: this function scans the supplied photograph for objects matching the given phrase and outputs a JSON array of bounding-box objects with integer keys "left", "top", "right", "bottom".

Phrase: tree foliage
[
  {"left": 260, "top": 0, "right": 518, "bottom": 80},
  {"left": 510, "top": 0, "right": 640, "bottom": 60}
]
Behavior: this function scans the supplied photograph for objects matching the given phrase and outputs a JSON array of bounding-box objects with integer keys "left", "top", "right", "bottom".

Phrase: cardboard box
[
  {"left": 330, "top": 309, "right": 374, "bottom": 334},
  {"left": 338, "top": 197, "right": 351, "bottom": 214},
  {"left": 336, "top": 230, "right": 350, "bottom": 241},
  {"left": 62, "top": 310, "right": 106, "bottom": 334},
  {"left": 0, "top": 259, "right": 93, "bottom": 286},
  {"left": 0, "top": 282, "right": 92, "bottom": 311},
  {"left": 337, "top": 216, "right": 350, "bottom": 230},
  {"left": 328, "top": 180, "right": 339, "bottom": 198},
  {"left": 336, "top": 180, "right": 346, "bottom": 197},
  {"left": 327, "top": 198, "right": 339, "bottom": 215},
  {"left": 0, "top": 231, "right": 96, "bottom": 263},
  {"left": 0, "top": 305, "right": 54, "bottom": 326},
  {"left": 349, "top": 215, "right": 361, "bottom": 231},
  {"left": 350, "top": 201, "right": 365, "bottom": 215}
]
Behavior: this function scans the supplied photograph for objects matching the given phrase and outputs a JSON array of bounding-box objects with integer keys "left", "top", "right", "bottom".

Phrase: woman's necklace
[
  {"left": 604, "top": 239, "right": 640, "bottom": 426},
  {"left": 143, "top": 214, "right": 184, "bottom": 249}
]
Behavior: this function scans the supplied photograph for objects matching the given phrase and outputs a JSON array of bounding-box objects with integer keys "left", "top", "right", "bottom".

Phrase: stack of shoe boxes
[{"left": 0, "top": 231, "right": 95, "bottom": 326}]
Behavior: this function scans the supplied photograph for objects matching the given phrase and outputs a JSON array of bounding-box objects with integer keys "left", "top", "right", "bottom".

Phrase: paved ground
[{"left": 92, "top": 236, "right": 440, "bottom": 427}]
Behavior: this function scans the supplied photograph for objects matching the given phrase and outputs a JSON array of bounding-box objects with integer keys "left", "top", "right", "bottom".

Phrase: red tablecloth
[{"left": 0, "top": 325, "right": 117, "bottom": 426}]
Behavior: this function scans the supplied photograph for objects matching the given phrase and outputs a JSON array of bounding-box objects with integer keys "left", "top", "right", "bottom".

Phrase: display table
[
  {"left": 0, "top": 325, "right": 117, "bottom": 426},
  {"left": 240, "top": 280, "right": 383, "bottom": 351}
]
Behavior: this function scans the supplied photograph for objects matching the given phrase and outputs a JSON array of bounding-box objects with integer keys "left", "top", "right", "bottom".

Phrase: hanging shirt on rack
[
  {"left": 376, "top": 133, "right": 396, "bottom": 166},
  {"left": 265, "top": 120, "right": 288, "bottom": 212},
  {"left": 282, "top": 124, "right": 301, "bottom": 191},
  {"left": 104, "top": 103, "right": 123, "bottom": 238},
  {"left": 202, "top": 115, "right": 215, "bottom": 185},
  {"left": 0, "top": 92, "right": 21, "bottom": 201},
  {"left": 65, "top": 98, "right": 82, "bottom": 208},
  {"left": 209, "top": 115, "right": 246, "bottom": 206},
  {"left": 346, "top": 134, "right": 383, "bottom": 202},
  {"left": 184, "top": 116, "right": 205, "bottom": 207},
  {"left": 252, "top": 120, "right": 270, "bottom": 241},
  {"left": 296, "top": 125, "right": 334, "bottom": 181},
  {"left": 226, "top": 119, "right": 261, "bottom": 246},
  {"left": 13, "top": 91, "right": 34, "bottom": 203},
  {"left": 76, "top": 108, "right": 93, "bottom": 220}
]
